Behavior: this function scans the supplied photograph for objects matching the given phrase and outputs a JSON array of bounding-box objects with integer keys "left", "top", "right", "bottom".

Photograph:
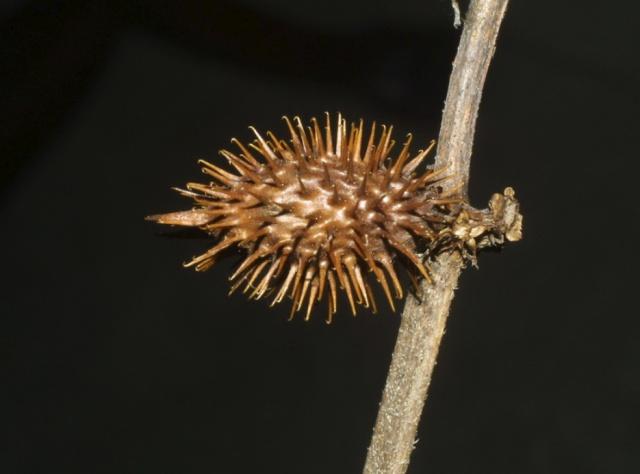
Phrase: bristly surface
[{"left": 147, "top": 113, "right": 521, "bottom": 322}]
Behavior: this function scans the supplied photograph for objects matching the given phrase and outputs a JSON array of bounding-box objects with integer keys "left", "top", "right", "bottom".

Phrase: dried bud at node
[{"left": 147, "top": 114, "right": 522, "bottom": 322}]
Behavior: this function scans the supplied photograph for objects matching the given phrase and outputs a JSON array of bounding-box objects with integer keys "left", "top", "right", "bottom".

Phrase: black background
[{"left": 3, "top": 1, "right": 640, "bottom": 473}]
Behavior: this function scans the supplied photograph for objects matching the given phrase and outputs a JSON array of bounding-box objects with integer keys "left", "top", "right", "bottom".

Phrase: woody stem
[{"left": 363, "top": 1, "right": 511, "bottom": 473}]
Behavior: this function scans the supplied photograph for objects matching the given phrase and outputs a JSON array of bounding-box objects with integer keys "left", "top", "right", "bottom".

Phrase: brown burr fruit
[{"left": 147, "top": 113, "right": 521, "bottom": 322}]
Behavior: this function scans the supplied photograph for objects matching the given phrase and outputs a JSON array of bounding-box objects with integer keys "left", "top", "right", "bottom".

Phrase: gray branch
[{"left": 363, "top": 1, "right": 512, "bottom": 473}]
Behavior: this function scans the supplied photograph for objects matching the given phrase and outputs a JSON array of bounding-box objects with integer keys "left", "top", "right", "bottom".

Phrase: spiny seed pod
[{"left": 148, "top": 113, "right": 522, "bottom": 322}]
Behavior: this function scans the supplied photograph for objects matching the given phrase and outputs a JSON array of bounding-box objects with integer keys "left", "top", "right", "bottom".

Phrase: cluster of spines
[{"left": 149, "top": 113, "right": 463, "bottom": 322}]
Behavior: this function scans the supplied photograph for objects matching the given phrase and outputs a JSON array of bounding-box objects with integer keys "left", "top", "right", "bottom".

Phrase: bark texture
[{"left": 363, "top": 1, "right": 511, "bottom": 472}]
